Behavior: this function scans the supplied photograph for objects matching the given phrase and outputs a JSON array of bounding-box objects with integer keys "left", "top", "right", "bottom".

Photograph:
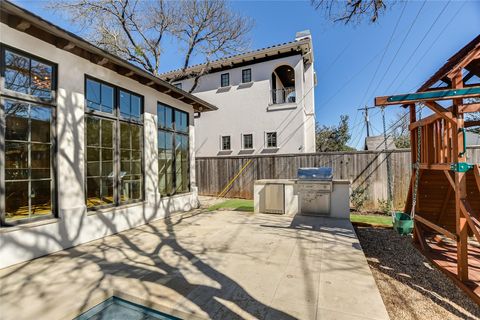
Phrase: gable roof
[
  {"left": 161, "top": 38, "right": 313, "bottom": 82},
  {"left": 418, "top": 34, "right": 480, "bottom": 92},
  {"left": 0, "top": 0, "right": 217, "bottom": 112}
]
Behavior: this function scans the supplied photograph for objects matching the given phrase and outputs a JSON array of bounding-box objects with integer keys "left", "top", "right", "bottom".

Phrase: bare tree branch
[
  {"left": 311, "top": 0, "right": 388, "bottom": 24},
  {"left": 47, "top": 0, "right": 252, "bottom": 81}
]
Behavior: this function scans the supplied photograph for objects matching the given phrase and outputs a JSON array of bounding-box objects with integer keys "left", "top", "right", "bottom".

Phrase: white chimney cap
[{"left": 295, "top": 30, "right": 311, "bottom": 41}]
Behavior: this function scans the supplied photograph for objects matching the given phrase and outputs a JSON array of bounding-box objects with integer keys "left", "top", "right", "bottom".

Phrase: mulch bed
[{"left": 355, "top": 226, "right": 480, "bottom": 320}]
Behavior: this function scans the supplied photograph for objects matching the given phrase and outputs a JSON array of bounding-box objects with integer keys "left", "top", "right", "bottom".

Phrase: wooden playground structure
[{"left": 375, "top": 35, "right": 480, "bottom": 304}]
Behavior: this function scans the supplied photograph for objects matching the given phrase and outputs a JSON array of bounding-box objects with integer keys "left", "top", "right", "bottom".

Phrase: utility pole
[{"left": 357, "top": 106, "right": 376, "bottom": 138}]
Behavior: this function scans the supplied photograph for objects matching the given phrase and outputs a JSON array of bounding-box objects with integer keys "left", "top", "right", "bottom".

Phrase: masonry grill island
[
  {"left": 253, "top": 167, "right": 350, "bottom": 218},
  {"left": 374, "top": 34, "right": 480, "bottom": 304},
  {"left": 296, "top": 167, "right": 333, "bottom": 215}
]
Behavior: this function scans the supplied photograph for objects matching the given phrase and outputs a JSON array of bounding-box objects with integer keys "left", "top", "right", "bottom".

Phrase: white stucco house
[
  {"left": 0, "top": 1, "right": 217, "bottom": 268},
  {"left": 161, "top": 31, "right": 317, "bottom": 157}
]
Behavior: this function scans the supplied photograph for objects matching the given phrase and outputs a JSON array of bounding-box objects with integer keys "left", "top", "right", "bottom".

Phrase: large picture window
[
  {"left": 1, "top": 46, "right": 56, "bottom": 225},
  {"left": 158, "top": 103, "right": 189, "bottom": 196},
  {"left": 85, "top": 77, "right": 144, "bottom": 209}
]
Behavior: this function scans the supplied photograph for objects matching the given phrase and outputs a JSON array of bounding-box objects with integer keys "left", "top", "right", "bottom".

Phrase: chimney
[{"left": 295, "top": 30, "right": 311, "bottom": 41}]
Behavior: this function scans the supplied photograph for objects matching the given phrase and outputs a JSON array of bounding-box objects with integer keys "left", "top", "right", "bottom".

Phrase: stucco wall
[
  {"left": 0, "top": 23, "right": 200, "bottom": 269},
  {"left": 176, "top": 54, "right": 316, "bottom": 157}
]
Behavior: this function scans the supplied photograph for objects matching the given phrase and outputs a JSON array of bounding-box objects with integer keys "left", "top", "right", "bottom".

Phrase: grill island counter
[{"left": 253, "top": 167, "right": 350, "bottom": 218}]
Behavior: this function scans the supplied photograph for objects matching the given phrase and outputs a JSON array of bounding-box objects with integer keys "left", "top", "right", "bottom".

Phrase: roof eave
[
  {"left": 0, "top": 0, "right": 217, "bottom": 112},
  {"left": 161, "top": 38, "right": 313, "bottom": 82}
]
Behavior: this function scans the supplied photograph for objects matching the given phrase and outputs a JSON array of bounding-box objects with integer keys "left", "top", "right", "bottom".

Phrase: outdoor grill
[{"left": 297, "top": 167, "right": 333, "bottom": 216}]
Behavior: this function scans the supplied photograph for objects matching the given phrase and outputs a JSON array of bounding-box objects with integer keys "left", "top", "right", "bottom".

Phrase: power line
[
  {"left": 392, "top": 2, "right": 465, "bottom": 93},
  {"left": 383, "top": 0, "right": 451, "bottom": 94},
  {"left": 319, "top": 44, "right": 386, "bottom": 108},
  {"left": 365, "top": 0, "right": 426, "bottom": 102},
  {"left": 359, "top": 1, "right": 408, "bottom": 106},
  {"left": 320, "top": 39, "right": 354, "bottom": 76}
]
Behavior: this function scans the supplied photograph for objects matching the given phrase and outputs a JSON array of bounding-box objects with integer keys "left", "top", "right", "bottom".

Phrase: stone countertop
[
  {"left": 254, "top": 179, "right": 296, "bottom": 185},
  {"left": 254, "top": 179, "right": 351, "bottom": 185}
]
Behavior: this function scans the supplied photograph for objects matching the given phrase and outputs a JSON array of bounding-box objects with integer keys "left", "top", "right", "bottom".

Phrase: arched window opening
[{"left": 271, "top": 65, "right": 295, "bottom": 104}]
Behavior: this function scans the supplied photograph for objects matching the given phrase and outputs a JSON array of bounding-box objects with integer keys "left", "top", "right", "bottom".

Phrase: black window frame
[
  {"left": 266, "top": 132, "right": 277, "bottom": 148},
  {"left": 157, "top": 102, "right": 190, "bottom": 197},
  {"left": 242, "top": 69, "right": 252, "bottom": 83},
  {"left": 0, "top": 44, "right": 57, "bottom": 105},
  {"left": 243, "top": 134, "right": 253, "bottom": 149},
  {"left": 220, "top": 73, "right": 230, "bottom": 87},
  {"left": 84, "top": 75, "right": 145, "bottom": 211},
  {"left": 0, "top": 44, "right": 58, "bottom": 227},
  {"left": 221, "top": 136, "right": 231, "bottom": 151},
  {"left": 85, "top": 77, "right": 115, "bottom": 115}
]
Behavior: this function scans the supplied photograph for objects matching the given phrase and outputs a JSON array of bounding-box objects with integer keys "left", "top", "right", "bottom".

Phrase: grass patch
[
  {"left": 350, "top": 214, "right": 392, "bottom": 227},
  {"left": 208, "top": 199, "right": 254, "bottom": 212},
  {"left": 208, "top": 200, "right": 392, "bottom": 227}
]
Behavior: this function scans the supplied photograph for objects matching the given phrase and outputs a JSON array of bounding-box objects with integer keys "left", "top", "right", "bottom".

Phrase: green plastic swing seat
[{"left": 393, "top": 212, "right": 414, "bottom": 235}]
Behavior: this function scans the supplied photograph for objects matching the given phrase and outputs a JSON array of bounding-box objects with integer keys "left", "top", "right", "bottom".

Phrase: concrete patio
[{"left": 0, "top": 209, "right": 389, "bottom": 320}]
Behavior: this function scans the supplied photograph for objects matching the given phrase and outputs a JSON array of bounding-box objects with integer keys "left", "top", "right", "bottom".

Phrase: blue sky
[{"left": 12, "top": 0, "right": 480, "bottom": 149}]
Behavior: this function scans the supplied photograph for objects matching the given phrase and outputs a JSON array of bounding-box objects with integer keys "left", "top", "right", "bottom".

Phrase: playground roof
[{"left": 418, "top": 34, "right": 480, "bottom": 92}]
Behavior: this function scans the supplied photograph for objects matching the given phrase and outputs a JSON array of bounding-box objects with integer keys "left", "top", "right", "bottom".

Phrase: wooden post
[
  {"left": 452, "top": 72, "right": 469, "bottom": 281},
  {"left": 405, "top": 104, "right": 416, "bottom": 214}
]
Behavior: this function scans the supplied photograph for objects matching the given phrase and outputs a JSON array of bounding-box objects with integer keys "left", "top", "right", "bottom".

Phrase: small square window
[
  {"left": 221, "top": 73, "right": 230, "bottom": 87},
  {"left": 243, "top": 134, "right": 253, "bottom": 149},
  {"left": 242, "top": 69, "right": 251, "bottom": 83},
  {"left": 221, "top": 136, "right": 231, "bottom": 150},
  {"left": 266, "top": 132, "right": 277, "bottom": 148}
]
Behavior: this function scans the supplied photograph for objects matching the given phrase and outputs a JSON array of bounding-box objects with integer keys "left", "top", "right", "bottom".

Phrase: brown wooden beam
[
  {"left": 97, "top": 57, "right": 109, "bottom": 66},
  {"left": 474, "top": 165, "right": 480, "bottom": 193},
  {"left": 459, "top": 200, "right": 480, "bottom": 243},
  {"left": 465, "top": 120, "right": 480, "bottom": 128},
  {"left": 423, "top": 101, "right": 455, "bottom": 125},
  {"left": 444, "top": 170, "right": 456, "bottom": 190},
  {"left": 414, "top": 223, "right": 429, "bottom": 252},
  {"left": 16, "top": 20, "right": 31, "bottom": 31},
  {"left": 62, "top": 42, "right": 75, "bottom": 50},
  {"left": 409, "top": 102, "right": 480, "bottom": 130},
  {"left": 452, "top": 71, "right": 469, "bottom": 282},
  {"left": 461, "top": 103, "right": 480, "bottom": 113},
  {"left": 418, "top": 163, "right": 451, "bottom": 170},
  {"left": 414, "top": 215, "right": 457, "bottom": 241},
  {"left": 375, "top": 86, "right": 480, "bottom": 106}
]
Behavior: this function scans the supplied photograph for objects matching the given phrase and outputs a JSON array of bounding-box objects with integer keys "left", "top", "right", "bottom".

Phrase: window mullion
[
  {"left": 99, "top": 120, "right": 103, "bottom": 204},
  {"left": 115, "top": 119, "right": 120, "bottom": 206},
  {"left": 0, "top": 99, "right": 5, "bottom": 225},
  {"left": 27, "top": 103, "right": 32, "bottom": 219}
]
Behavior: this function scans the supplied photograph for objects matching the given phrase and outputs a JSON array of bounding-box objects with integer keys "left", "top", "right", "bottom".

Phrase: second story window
[
  {"left": 242, "top": 69, "right": 251, "bottom": 83},
  {"left": 243, "top": 134, "right": 253, "bottom": 149},
  {"left": 221, "top": 73, "right": 229, "bottom": 87},
  {"left": 266, "top": 132, "right": 277, "bottom": 148},
  {"left": 221, "top": 136, "right": 231, "bottom": 150}
]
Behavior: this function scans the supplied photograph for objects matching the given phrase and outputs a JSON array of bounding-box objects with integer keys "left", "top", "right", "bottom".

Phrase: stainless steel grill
[{"left": 297, "top": 167, "right": 333, "bottom": 216}]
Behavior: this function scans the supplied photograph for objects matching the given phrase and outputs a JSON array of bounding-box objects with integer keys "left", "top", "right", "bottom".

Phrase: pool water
[{"left": 74, "top": 296, "right": 181, "bottom": 320}]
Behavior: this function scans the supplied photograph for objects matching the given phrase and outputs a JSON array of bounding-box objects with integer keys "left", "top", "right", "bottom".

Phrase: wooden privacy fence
[{"left": 195, "top": 147, "right": 480, "bottom": 210}]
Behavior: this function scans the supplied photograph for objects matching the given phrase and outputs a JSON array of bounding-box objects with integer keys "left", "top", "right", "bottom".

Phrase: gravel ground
[{"left": 355, "top": 226, "right": 480, "bottom": 320}]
